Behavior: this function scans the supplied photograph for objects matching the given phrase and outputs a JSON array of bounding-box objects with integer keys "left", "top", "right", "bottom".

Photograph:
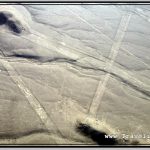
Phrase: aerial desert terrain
[{"left": 0, "top": 4, "right": 150, "bottom": 145}]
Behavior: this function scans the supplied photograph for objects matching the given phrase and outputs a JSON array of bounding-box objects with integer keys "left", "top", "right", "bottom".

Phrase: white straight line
[
  {"left": 0, "top": 58, "right": 62, "bottom": 136},
  {"left": 65, "top": 8, "right": 149, "bottom": 115},
  {"left": 66, "top": 7, "right": 149, "bottom": 69},
  {"left": 65, "top": 8, "right": 150, "bottom": 93},
  {"left": 66, "top": 7, "right": 112, "bottom": 43},
  {"left": 88, "top": 14, "right": 131, "bottom": 116}
]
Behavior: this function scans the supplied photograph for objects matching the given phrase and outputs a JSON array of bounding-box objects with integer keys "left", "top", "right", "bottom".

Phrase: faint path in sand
[
  {"left": 88, "top": 14, "right": 131, "bottom": 116},
  {"left": 65, "top": 6, "right": 132, "bottom": 116},
  {"left": 66, "top": 6, "right": 149, "bottom": 69},
  {"left": 0, "top": 53, "right": 64, "bottom": 137}
]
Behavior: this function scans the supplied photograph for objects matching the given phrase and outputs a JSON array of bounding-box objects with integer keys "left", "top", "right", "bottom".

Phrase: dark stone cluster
[
  {"left": 76, "top": 122, "right": 118, "bottom": 145},
  {"left": 76, "top": 122, "right": 139, "bottom": 145},
  {"left": 0, "top": 12, "right": 23, "bottom": 34}
]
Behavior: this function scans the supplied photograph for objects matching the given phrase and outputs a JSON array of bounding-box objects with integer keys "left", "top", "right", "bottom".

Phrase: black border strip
[
  {"left": 0, "top": 1, "right": 150, "bottom": 2},
  {"left": 0, "top": 2, "right": 150, "bottom": 5},
  {"left": 0, "top": 145, "right": 150, "bottom": 147},
  {"left": 0, "top": 1, "right": 150, "bottom": 3},
  {"left": 0, "top": 1, "right": 150, "bottom": 5}
]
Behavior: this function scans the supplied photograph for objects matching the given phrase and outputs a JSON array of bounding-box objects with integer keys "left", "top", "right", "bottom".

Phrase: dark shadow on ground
[
  {"left": 0, "top": 11, "right": 22, "bottom": 34},
  {"left": 76, "top": 122, "right": 118, "bottom": 145},
  {"left": 0, "top": 12, "right": 8, "bottom": 25},
  {"left": 76, "top": 122, "right": 140, "bottom": 145}
]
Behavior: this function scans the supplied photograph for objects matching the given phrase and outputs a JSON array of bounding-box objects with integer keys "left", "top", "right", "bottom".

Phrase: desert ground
[{"left": 0, "top": 4, "right": 150, "bottom": 145}]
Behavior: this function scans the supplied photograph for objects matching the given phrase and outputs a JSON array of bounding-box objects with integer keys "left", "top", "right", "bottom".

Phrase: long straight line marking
[
  {"left": 87, "top": 14, "right": 131, "bottom": 116},
  {"left": 66, "top": 6, "right": 149, "bottom": 69},
  {"left": 0, "top": 57, "right": 63, "bottom": 136},
  {"left": 65, "top": 7, "right": 112, "bottom": 43},
  {"left": 66, "top": 7, "right": 150, "bottom": 91},
  {"left": 66, "top": 6, "right": 132, "bottom": 116}
]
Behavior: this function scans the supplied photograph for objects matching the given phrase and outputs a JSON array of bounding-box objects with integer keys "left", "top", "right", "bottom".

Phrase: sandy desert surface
[{"left": 0, "top": 4, "right": 150, "bottom": 145}]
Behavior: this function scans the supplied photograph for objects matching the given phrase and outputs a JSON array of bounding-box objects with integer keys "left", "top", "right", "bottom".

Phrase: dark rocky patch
[
  {"left": 76, "top": 123, "right": 118, "bottom": 145},
  {"left": 7, "top": 20, "right": 22, "bottom": 34},
  {"left": 0, "top": 11, "right": 23, "bottom": 34},
  {"left": 76, "top": 122, "right": 139, "bottom": 145},
  {"left": 0, "top": 12, "right": 8, "bottom": 25}
]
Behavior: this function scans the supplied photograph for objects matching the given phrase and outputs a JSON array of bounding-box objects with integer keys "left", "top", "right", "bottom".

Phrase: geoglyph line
[
  {"left": 65, "top": 7, "right": 112, "bottom": 43},
  {"left": 66, "top": 8, "right": 150, "bottom": 90},
  {"left": 65, "top": 7, "right": 150, "bottom": 110},
  {"left": 88, "top": 14, "right": 131, "bottom": 116},
  {"left": 0, "top": 57, "right": 63, "bottom": 136},
  {"left": 65, "top": 7, "right": 132, "bottom": 116},
  {"left": 66, "top": 7, "right": 149, "bottom": 69},
  {"left": 65, "top": 8, "right": 150, "bottom": 114}
]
